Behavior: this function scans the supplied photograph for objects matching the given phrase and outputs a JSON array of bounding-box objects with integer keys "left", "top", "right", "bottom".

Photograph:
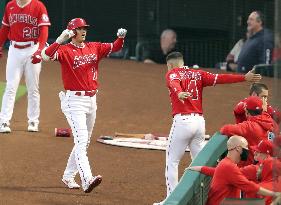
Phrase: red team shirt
[
  {"left": 201, "top": 157, "right": 281, "bottom": 205},
  {"left": 166, "top": 67, "right": 246, "bottom": 116},
  {"left": 202, "top": 157, "right": 260, "bottom": 205},
  {"left": 2, "top": 0, "right": 50, "bottom": 42},
  {"left": 221, "top": 112, "right": 275, "bottom": 166},
  {"left": 51, "top": 38, "right": 124, "bottom": 91}
]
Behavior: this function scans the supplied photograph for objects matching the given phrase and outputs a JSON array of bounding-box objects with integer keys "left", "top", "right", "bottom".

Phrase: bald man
[
  {"left": 143, "top": 29, "right": 178, "bottom": 64},
  {"left": 187, "top": 136, "right": 280, "bottom": 205}
]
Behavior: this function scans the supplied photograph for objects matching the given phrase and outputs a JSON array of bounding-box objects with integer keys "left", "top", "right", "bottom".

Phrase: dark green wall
[{"left": 40, "top": 0, "right": 274, "bottom": 42}]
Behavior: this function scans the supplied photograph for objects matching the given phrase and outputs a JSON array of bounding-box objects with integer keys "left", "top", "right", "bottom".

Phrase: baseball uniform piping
[
  {"left": 166, "top": 119, "right": 176, "bottom": 194},
  {"left": 65, "top": 97, "right": 87, "bottom": 185}
]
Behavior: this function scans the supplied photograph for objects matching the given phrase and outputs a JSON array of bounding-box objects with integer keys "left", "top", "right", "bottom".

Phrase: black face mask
[{"left": 240, "top": 148, "right": 249, "bottom": 161}]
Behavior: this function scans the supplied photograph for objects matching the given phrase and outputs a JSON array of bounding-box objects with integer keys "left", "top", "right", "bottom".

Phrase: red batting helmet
[{"left": 67, "top": 18, "right": 89, "bottom": 30}]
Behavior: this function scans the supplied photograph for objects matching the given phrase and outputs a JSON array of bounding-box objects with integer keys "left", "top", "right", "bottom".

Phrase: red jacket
[
  {"left": 204, "top": 157, "right": 260, "bottom": 205},
  {"left": 241, "top": 158, "right": 281, "bottom": 205},
  {"left": 220, "top": 112, "right": 274, "bottom": 166},
  {"left": 201, "top": 157, "right": 281, "bottom": 205},
  {"left": 233, "top": 98, "right": 280, "bottom": 124}
]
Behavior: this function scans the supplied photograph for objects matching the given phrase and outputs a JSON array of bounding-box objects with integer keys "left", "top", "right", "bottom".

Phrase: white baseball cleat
[
  {"left": 27, "top": 122, "right": 39, "bottom": 132},
  {"left": 83, "top": 175, "right": 102, "bottom": 193},
  {"left": 62, "top": 178, "right": 80, "bottom": 189},
  {"left": 0, "top": 123, "right": 11, "bottom": 133}
]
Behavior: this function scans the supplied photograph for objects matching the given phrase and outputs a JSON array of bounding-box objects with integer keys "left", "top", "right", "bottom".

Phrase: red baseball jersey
[
  {"left": 52, "top": 39, "right": 124, "bottom": 91},
  {"left": 165, "top": 67, "right": 245, "bottom": 116},
  {"left": 205, "top": 157, "right": 260, "bottom": 205},
  {"left": 2, "top": 0, "right": 50, "bottom": 42}
]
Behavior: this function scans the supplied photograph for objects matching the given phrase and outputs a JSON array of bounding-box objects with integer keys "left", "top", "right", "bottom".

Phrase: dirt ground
[{"left": 0, "top": 51, "right": 278, "bottom": 205}]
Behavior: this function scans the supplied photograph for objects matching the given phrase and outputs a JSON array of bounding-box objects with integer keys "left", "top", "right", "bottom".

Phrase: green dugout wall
[{"left": 0, "top": 0, "right": 5, "bottom": 22}]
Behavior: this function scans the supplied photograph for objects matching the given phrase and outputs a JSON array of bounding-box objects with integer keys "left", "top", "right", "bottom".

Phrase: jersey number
[
  {"left": 187, "top": 80, "right": 199, "bottom": 100},
  {"left": 23, "top": 27, "right": 39, "bottom": 39}
]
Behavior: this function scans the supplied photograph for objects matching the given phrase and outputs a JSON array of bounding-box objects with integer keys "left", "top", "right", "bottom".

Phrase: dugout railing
[
  {"left": 163, "top": 133, "right": 267, "bottom": 205},
  {"left": 163, "top": 132, "right": 228, "bottom": 205}
]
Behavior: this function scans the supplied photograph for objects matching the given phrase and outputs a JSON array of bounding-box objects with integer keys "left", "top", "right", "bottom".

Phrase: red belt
[
  {"left": 14, "top": 44, "right": 31, "bottom": 49},
  {"left": 75, "top": 90, "right": 97, "bottom": 97}
]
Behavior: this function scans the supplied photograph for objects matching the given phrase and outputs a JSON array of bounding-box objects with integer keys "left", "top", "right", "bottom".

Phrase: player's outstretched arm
[
  {"left": 41, "top": 29, "right": 75, "bottom": 61},
  {"left": 117, "top": 28, "right": 127, "bottom": 38},
  {"left": 111, "top": 28, "right": 127, "bottom": 52},
  {"left": 99, "top": 28, "right": 127, "bottom": 58},
  {"left": 186, "top": 166, "right": 215, "bottom": 176}
]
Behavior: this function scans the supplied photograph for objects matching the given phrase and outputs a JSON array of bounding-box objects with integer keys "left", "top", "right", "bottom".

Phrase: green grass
[{"left": 0, "top": 82, "right": 27, "bottom": 105}]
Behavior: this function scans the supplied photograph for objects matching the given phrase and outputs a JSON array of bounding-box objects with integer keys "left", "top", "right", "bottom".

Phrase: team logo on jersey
[
  {"left": 73, "top": 54, "right": 97, "bottom": 69},
  {"left": 41, "top": 14, "right": 49, "bottom": 22},
  {"left": 9, "top": 14, "right": 37, "bottom": 26},
  {"left": 179, "top": 70, "right": 202, "bottom": 80}
]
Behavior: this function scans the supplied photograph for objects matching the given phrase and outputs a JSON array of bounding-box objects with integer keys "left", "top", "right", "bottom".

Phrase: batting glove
[
  {"left": 31, "top": 49, "right": 42, "bottom": 64},
  {"left": 0, "top": 47, "right": 3, "bottom": 58},
  {"left": 117, "top": 28, "right": 127, "bottom": 38},
  {"left": 56, "top": 29, "right": 75, "bottom": 44}
]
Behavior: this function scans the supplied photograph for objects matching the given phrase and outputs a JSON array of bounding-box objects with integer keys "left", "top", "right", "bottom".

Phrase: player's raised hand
[
  {"left": 245, "top": 68, "right": 262, "bottom": 83},
  {"left": 117, "top": 28, "right": 127, "bottom": 38},
  {"left": 56, "top": 29, "right": 75, "bottom": 44},
  {"left": 0, "top": 47, "right": 3, "bottom": 58},
  {"left": 31, "top": 49, "right": 42, "bottom": 64}
]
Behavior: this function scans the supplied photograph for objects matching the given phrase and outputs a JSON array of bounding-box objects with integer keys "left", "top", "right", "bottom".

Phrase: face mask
[{"left": 240, "top": 148, "right": 249, "bottom": 161}]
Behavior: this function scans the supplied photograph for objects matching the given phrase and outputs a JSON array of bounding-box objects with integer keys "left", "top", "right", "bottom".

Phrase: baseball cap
[
  {"left": 250, "top": 140, "right": 273, "bottom": 156},
  {"left": 245, "top": 96, "right": 263, "bottom": 111}
]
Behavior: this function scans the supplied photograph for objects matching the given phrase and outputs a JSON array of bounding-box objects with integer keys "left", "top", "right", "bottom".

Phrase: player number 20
[{"left": 23, "top": 27, "right": 39, "bottom": 39}]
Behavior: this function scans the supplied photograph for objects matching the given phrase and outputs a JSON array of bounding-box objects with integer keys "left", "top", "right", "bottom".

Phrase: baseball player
[
  {"left": 0, "top": 0, "right": 50, "bottom": 133},
  {"left": 41, "top": 18, "right": 127, "bottom": 193},
  {"left": 153, "top": 52, "right": 262, "bottom": 205},
  {"left": 221, "top": 96, "right": 276, "bottom": 167},
  {"left": 234, "top": 83, "right": 280, "bottom": 125}
]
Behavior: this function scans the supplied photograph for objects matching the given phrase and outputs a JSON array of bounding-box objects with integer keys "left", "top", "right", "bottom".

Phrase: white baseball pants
[
  {"left": 59, "top": 91, "right": 97, "bottom": 189},
  {"left": 0, "top": 43, "right": 41, "bottom": 125},
  {"left": 165, "top": 113, "right": 205, "bottom": 196}
]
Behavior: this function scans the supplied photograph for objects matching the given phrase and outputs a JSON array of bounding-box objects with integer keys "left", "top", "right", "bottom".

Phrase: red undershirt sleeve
[
  {"left": 201, "top": 166, "right": 216, "bottom": 176},
  {"left": 0, "top": 25, "right": 9, "bottom": 47},
  {"left": 215, "top": 74, "right": 245, "bottom": 84},
  {"left": 37, "top": 26, "right": 49, "bottom": 50},
  {"left": 45, "top": 42, "right": 60, "bottom": 58},
  {"left": 229, "top": 166, "right": 260, "bottom": 193}
]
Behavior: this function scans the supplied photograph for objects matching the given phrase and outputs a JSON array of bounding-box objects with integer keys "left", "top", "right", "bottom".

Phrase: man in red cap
[
  {"left": 41, "top": 18, "right": 127, "bottom": 193},
  {"left": 233, "top": 83, "right": 280, "bottom": 125},
  {"left": 220, "top": 96, "right": 276, "bottom": 166},
  {"left": 242, "top": 140, "right": 281, "bottom": 204}
]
